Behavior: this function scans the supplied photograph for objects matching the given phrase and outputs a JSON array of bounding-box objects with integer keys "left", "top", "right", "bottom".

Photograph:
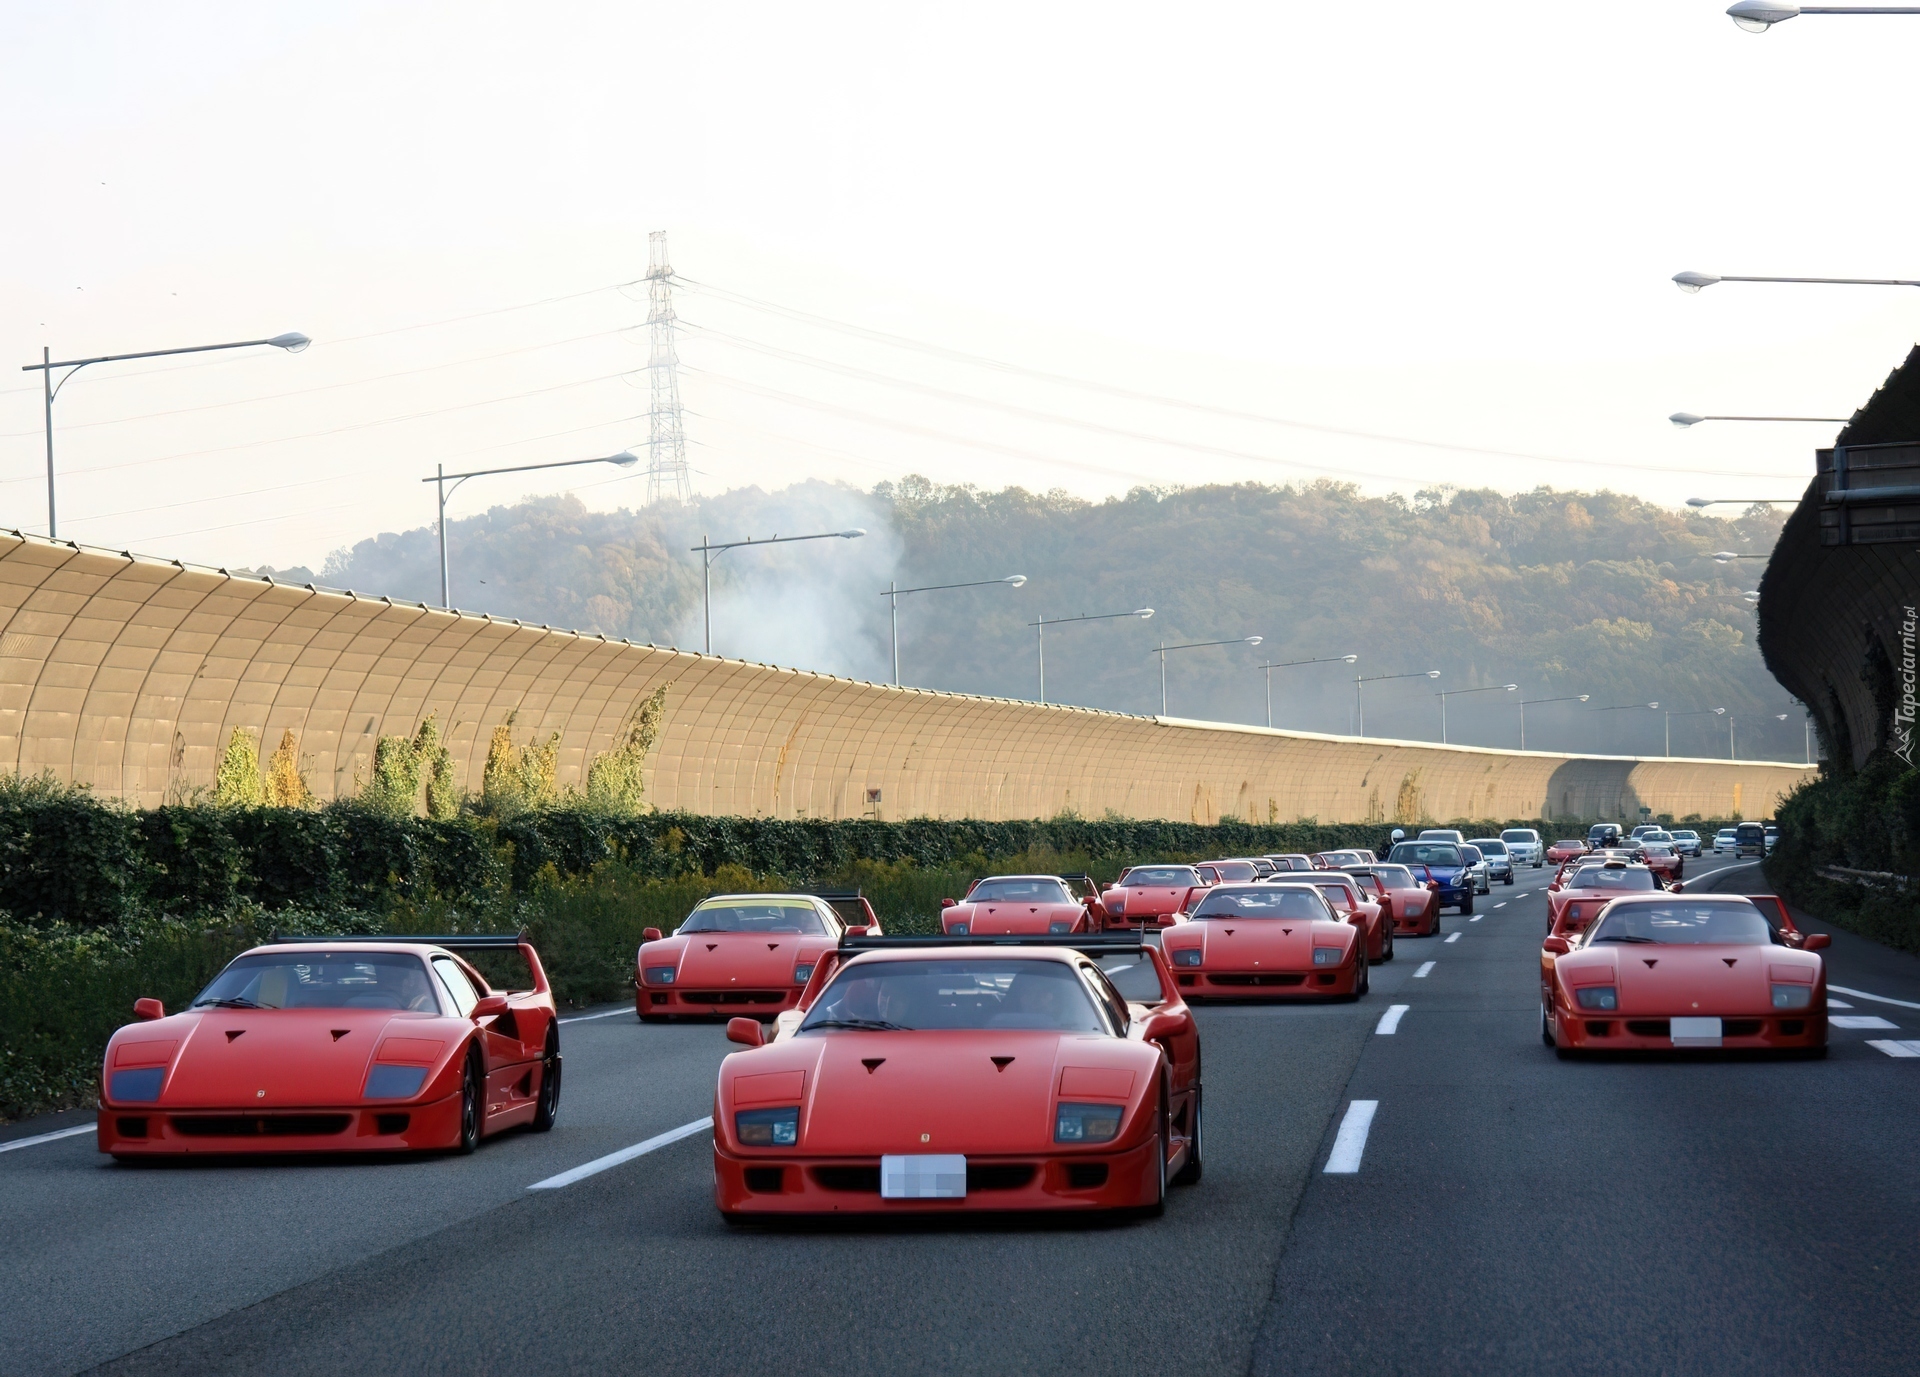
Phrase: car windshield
[
  {"left": 1094, "top": 953, "right": 1164, "bottom": 1003},
  {"left": 681, "top": 899, "right": 829, "bottom": 935},
  {"left": 1389, "top": 843, "right": 1461, "bottom": 866},
  {"left": 1317, "top": 851, "right": 1361, "bottom": 864},
  {"left": 1642, "top": 844, "right": 1674, "bottom": 856},
  {"left": 1374, "top": 865, "right": 1418, "bottom": 887},
  {"left": 1205, "top": 861, "right": 1258, "bottom": 882},
  {"left": 1501, "top": 831, "right": 1535, "bottom": 843},
  {"left": 799, "top": 958, "right": 1105, "bottom": 1032},
  {"left": 1566, "top": 867, "right": 1656, "bottom": 891},
  {"left": 193, "top": 952, "right": 441, "bottom": 1012},
  {"left": 1642, "top": 832, "right": 1673, "bottom": 844},
  {"left": 1587, "top": 901, "right": 1773, "bottom": 946},
  {"left": 1192, "top": 887, "right": 1330, "bottom": 920},
  {"left": 1554, "top": 840, "right": 1583, "bottom": 849},
  {"left": 966, "top": 878, "right": 1075, "bottom": 904},
  {"left": 1122, "top": 867, "right": 1197, "bottom": 887},
  {"left": 1269, "top": 856, "right": 1314, "bottom": 870},
  {"left": 1717, "top": 830, "right": 1736, "bottom": 839},
  {"left": 1673, "top": 831, "right": 1699, "bottom": 840},
  {"left": 1470, "top": 840, "right": 1507, "bottom": 856},
  {"left": 1311, "top": 883, "right": 1356, "bottom": 907}
]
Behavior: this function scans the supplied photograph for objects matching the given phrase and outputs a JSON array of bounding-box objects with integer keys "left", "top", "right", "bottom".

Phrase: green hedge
[{"left": 1765, "top": 757, "right": 1920, "bottom": 954}]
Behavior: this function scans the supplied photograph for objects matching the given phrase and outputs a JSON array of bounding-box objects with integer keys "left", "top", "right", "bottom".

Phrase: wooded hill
[{"left": 268, "top": 479, "right": 1798, "bottom": 759}]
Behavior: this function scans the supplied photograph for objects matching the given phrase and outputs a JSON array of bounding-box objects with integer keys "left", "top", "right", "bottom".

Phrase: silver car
[
  {"left": 1469, "top": 838, "right": 1516, "bottom": 886},
  {"left": 1460, "top": 843, "right": 1492, "bottom": 894}
]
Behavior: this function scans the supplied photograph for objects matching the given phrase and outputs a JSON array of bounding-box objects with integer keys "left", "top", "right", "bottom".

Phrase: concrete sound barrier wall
[{"left": 0, "top": 533, "right": 1811, "bottom": 823}]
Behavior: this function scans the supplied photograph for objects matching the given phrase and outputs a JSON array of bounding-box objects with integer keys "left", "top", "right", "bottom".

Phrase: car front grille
[
  {"left": 676, "top": 990, "right": 787, "bottom": 1005},
  {"left": 171, "top": 1114, "right": 353, "bottom": 1138},
  {"left": 1208, "top": 973, "right": 1306, "bottom": 987}
]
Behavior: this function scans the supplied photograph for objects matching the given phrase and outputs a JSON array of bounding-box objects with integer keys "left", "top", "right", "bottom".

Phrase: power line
[{"left": 674, "top": 276, "right": 1807, "bottom": 481}]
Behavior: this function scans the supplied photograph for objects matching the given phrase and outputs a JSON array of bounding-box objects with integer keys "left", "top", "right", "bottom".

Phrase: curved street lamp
[
  {"left": 1675, "top": 270, "right": 1920, "bottom": 292},
  {"left": 1517, "top": 693, "right": 1588, "bottom": 751},
  {"left": 1670, "top": 412, "right": 1846, "bottom": 427},
  {"left": 691, "top": 527, "right": 866, "bottom": 654},
  {"left": 880, "top": 574, "right": 1026, "bottom": 685},
  {"left": 22, "top": 332, "right": 311, "bottom": 539},
  {"left": 1354, "top": 669, "right": 1440, "bottom": 738},
  {"left": 1028, "top": 608, "right": 1153, "bottom": 704},
  {"left": 1256, "top": 653, "right": 1357, "bottom": 729},
  {"left": 1433, "top": 683, "right": 1518, "bottom": 745},
  {"left": 1728, "top": 3, "right": 1920, "bottom": 33},
  {"left": 1685, "top": 496, "right": 1798, "bottom": 508},
  {"left": 424, "top": 452, "right": 639, "bottom": 609},
  {"left": 1154, "top": 636, "right": 1263, "bottom": 717}
]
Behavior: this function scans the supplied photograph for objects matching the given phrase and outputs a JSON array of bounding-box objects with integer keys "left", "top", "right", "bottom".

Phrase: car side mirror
[
  {"left": 940, "top": 898, "right": 957, "bottom": 909},
  {"left": 1542, "top": 936, "right": 1570, "bottom": 955},
  {"left": 726, "top": 1017, "right": 765, "bottom": 1048},
  {"left": 133, "top": 997, "right": 165, "bottom": 1021},
  {"left": 471, "top": 994, "right": 510, "bottom": 1020},
  {"left": 641, "top": 927, "right": 663, "bottom": 943},
  {"left": 1805, "top": 933, "right": 1831, "bottom": 952},
  {"left": 1668, "top": 881, "right": 1683, "bottom": 894}
]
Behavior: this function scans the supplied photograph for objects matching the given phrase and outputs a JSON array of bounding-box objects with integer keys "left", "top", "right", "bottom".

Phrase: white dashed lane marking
[
  {"left": 1444, "top": 932, "right": 1462, "bottom": 944},
  {"left": 1867, "top": 1041, "right": 1920, "bottom": 1058},
  {"left": 0, "top": 1124, "right": 93, "bottom": 1155},
  {"left": 1829, "top": 999, "right": 1854, "bottom": 1009},
  {"left": 1323, "top": 1100, "right": 1378, "bottom": 1174},
  {"left": 1493, "top": 902, "right": 1507, "bottom": 909},
  {"left": 1832, "top": 1016, "right": 1900, "bottom": 1030},
  {"left": 559, "top": 1008, "right": 633, "bottom": 1024},
  {"left": 1470, "top": 916, "right": 1482, "bottom": 922},
  {"left": 1413, "top": 961, "right": 1436, "bottom": 978},
  {"left": 1375, "top": 1004, "right": 1409, "bottom": 1035},
  {"left": 527, "top": 1117, "right": 712, "bottom": 1190}
]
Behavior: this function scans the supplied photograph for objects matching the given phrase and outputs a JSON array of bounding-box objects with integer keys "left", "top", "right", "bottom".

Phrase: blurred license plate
[
  {"left": 880, "top": 1154, "right": 966, "bottom": 1199},
  {"left": 1670, "top": 1017, "right": 1722, "bottom": 1047}
]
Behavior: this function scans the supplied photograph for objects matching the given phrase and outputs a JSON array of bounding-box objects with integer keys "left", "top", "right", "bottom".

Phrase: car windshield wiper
[
  {"left": 193, "top": 996, "right": 267, "bottom": 1009},
  {"left": 802, "top": 1017, "right": 914, "bottom": 1032},
  {"left": 1591, "top": 935, "right": 1655, "bottom": 944}
]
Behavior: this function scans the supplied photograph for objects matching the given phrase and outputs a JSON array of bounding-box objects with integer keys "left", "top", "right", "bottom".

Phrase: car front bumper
[
  {"left": 97, "top": 1087, "right": 465, "bottom": 1155},
  {"left": 637, "top": 985, "right": 803, "bottom": 1017},
  {"left": 1555, "top": 1011, "right": 1827, "bottom": 1053}
]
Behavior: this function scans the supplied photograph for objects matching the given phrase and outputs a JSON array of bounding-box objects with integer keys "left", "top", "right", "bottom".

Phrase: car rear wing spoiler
[
  {"left": 267, "top": 932, "right": 530, "bottom": 948},
  {"left": 837, "top": 934, "right": 1152, "bottom": 955},
  {"left": 810, "top": 889, "right": 863, "bottom": 901}
]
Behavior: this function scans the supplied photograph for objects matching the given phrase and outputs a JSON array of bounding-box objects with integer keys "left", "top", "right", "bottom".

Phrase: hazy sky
[{"left": 2, "top": 2, "right": 1917, "bottom": 572}]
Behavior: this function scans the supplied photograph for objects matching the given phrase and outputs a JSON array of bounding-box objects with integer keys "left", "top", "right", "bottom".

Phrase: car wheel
[
  {"left": 531, "top": 1024, "right": 562, "bottom": 1132},
  {"left": 1541, "top": 1002, "right": 1555, "bottom": 1047},
  {"left": 1381, "top": 927, "right": 1394, "bottom": 963},
  {"left": 1461, "top": 893, "right": 1474, "bottom": 916},
  {"left": 1174, "top": 1087, "right": 1203, "bottom": 1185},
  {"left": 1504, "top": 875, "right": 1514, "bottom": 886},
  {"left": 456, "top": 1045, "right": 484, "bottom": 1154},
  {"left": 1138, "top": 1087, "right": 1169, "bottom": 1217}
]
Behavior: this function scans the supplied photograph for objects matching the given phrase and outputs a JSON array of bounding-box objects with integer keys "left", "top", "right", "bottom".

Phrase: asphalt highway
[{"left": 3, "top": 856, "right": 1916, "bottom": 1376}]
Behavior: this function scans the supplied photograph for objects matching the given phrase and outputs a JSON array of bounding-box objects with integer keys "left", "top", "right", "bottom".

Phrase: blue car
[{"left": 1386, "top": 841, "right": 1475, "bottom": 914}]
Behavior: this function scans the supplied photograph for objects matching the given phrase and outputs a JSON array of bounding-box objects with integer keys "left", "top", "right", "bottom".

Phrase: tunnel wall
[{"left": 0, "top": 533, "right": 1809, "bottom": 823}]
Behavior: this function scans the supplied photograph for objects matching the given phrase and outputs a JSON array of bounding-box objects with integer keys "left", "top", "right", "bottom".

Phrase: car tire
[
  {"left": 1175, "top": 1087, "right": 1204, "bottom": 1186},
  {"left": 1541, "top": 1003, "right": 1555, "bottom": 1047},
  {"left": 1460, "top": 893, "right": 1474, "bottom": 916},
  {"left": 1137, "top": 1087, "right": 1169, "bottom": 1218},
  {"left": 456, "top": 1045, "right": 484, "bottom": 1154},
  {"left": 1504, "top": 875, "right": 1514, "bottom": 886},
  {"left": 531, "top": 1024, "right": 562, "bottom": 1132},
  {"left": 1381, "top": 927, "right": 1394, "bottom": 963}
]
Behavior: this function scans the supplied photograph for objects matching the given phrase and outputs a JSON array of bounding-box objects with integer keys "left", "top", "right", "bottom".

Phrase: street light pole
[
  {"left": 1152, "top": 636, "right": 1263, "bottom": 717},
  {"left": 880, "top": 575, "right": 1026, "bottom": 685},
  {"left": 1256, "top": 654, "right": 1357, "bottom": 729},
  {"left": 1028, "top": 608, "right": 1153, "bottom": 704},
  {"left": 22, "top": 332, "right": 310, "bottom": 539},
  {"left": 1590, "top": 702, "right": 1662, "bottom": 755},
  {"left": 1729, "top": 3, "right": 1920, "bottom": 32},
  {"left": 1517, "top": 694, "right": 1589, "bottom": 751},
  {"left": 691, "top": 528, "right": 867, "bottom": 655},
  {"left": 1669, "top": 413, "right": 1848, "bottom": 427},
  {"left": 1354, "top": 670, "right": 1441, "bottom": 739},
  {"left": 1433, "top": 684, "right": 1518, "bottom": 745},
  {"left": 424, "top": 452, "right": 639, "bottom": 609},
  {"left": 1662, "top": 708, "right": 1723, "bottom": 758}
]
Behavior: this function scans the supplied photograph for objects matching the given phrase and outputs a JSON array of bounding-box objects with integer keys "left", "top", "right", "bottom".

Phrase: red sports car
[
  {"left": 1310, "top": 850, "right": 1372, "bottom": 869},
  {"left": 1196, "top": 860, "right": 1262, "bottom": 884},
  {"left": 1545, "top": 839, "right": 1588, "bottom": 865},
  {"left": 1264, "top": 854, "right": 1317, "bottom": 872},
  {"left": 712, "top": 937, "right": 1201, "bottom": 1218},
  {"left": 638, "top": 893, "right": 878, "bottom": 1021},
  {"left": 1638, "top": 842, "right": 1684, "bottom": 886},
  {"left": 1160, "top": 883, "right": 1368, "bottom": 1000},
  {"left": 1101, "top": 865, "right": 1205, "bottom": 932},
  {"left": 941, "top": 875, "right": 1099, "bottom": 936},
  {"left": 1301, "top": 872, "right": 1393, "bottom": 963},
  {"left": 1364, "top": 862, "right": 1443, "bottom": 937},
  {"left": 1547, "top": 860, "right": 1661, "bottom": 932},
  {"left": 96, "top": 934, "right": 561, "bottom": 1158},
  {"left": 1541, "top": 894, "right": 1829, "bottom": 1056}
]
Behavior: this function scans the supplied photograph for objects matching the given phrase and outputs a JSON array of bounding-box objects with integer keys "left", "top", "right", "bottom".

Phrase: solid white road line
[
  {"left": 1444, "top": 932, "right": 1461, "bottom": 944},
  {"left": 1375, "top": 1004, "right": 1410, "bottom": 1035},
  {"left": 1493, "top": 902, "right": 1507, "bottom": 909},
  {"left": 1831, "top": 1015, "right": 1900, "bottom": 1030},
  {"left": 1324, "top": 1100, "right": 1379, "bottom": 1174},
  {"left": 527, "top": 1117, "right": 712, "bottom": 1190},
  {"left": 1830, "top": 984, "right": 1920, "bottom": 1012},
  {"left": 559, "top": 1008, "right": 633, "bottom": 1024},
  {"left": 1828, "top": 998, "right": 1855, "bottom": 1009},
  {"left": 0, "top": 1124, "right": 93, "bottom": 1155},
  {"left": 1867, "top": 1040, "right": 1920, "bottom": 1058},
  {"left": 1413, "top": 961, "right": 1436, "bottom": 978}
]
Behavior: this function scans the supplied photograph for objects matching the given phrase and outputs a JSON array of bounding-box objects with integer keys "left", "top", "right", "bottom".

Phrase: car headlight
[
  {"left": 1574, "top": 986, "right": 1618, "bottom": 1011},
  {"left": 1313, "top": 946, "right": 1343, "bottom": 966},
  {"left": 1771, "top": 984, "right": 1813, "bottom": 1010},
  {"left": 1055, "top": 1101, "right": 1123, "bottom": 1143},
  {"left": 1170, "top": 947, "right": 1202, "bottom": 967},
  {"left": 1048, "top": 921, "right": 1072, "bottom": 934},
  {"left": 948, "top": 921, "right": 968, "bottom": 935},
  {"left": 644, "top": 966, "right": 676, "bottom": 985},
  {"left": 108, "top": 1068, "right": 165, "bottom": 1103},
  {"left": 365, "top": 1064, "right": 429, "bottom": 1099},
  {"left": 736, "top": 1106, "right": 799, "bottom": 1147},
  {"left": 793, "top": 964, "right": 814, "bottom": 985}
]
